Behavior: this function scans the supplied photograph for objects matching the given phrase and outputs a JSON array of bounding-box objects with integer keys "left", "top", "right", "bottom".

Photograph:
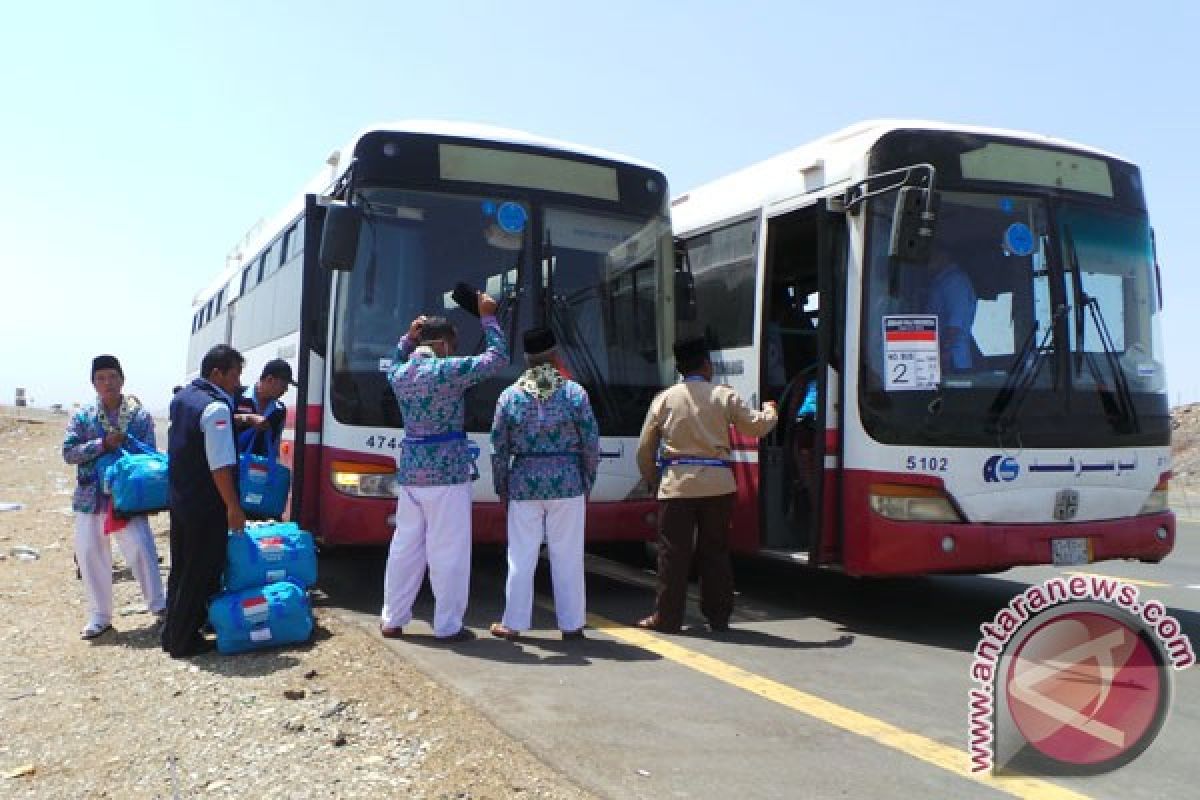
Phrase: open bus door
[{"left": 759, "top": 200, "right": 844, "bottom": 565}]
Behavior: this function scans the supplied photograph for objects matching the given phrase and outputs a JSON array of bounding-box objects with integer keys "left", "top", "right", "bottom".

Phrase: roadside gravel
[{"left": 0, "top": 408, "right": 594, "bottom": 799}]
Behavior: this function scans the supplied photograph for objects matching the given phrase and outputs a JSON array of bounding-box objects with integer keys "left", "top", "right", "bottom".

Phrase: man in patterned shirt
[
  {"left": 488, "top": 327, "right": 599, "bottom": 641},
  {"left": 63, "top": 355, "right": 166, "bottom": 640},
  {"left": 380, "top": 291, "right": 507, "bottom": 641}
]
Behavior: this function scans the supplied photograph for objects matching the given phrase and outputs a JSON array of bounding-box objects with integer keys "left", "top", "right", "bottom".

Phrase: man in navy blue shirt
[
  {"left": 927, "top": 252, "right": 978, "bottom": 372},
  {"left": 234, "top": 359, "right": 294, "bottom": 458},
  {"left": 161, "top": 345, "right": 246, "bottom": 658}
]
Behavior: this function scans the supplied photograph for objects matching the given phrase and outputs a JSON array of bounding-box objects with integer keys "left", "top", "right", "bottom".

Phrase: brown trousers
[{"left": 653, "top": 493, "right": 736, "bottom": 630}]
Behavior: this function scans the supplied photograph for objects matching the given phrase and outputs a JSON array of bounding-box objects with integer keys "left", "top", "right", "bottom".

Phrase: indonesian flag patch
[
  {"left": 258, "top": 536, "right": 285, "bottom": 561},
  {"left": 241, "top": 594, "right": 269, "bottom": 624}
]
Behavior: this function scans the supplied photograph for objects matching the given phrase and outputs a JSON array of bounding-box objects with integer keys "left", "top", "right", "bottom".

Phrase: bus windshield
[
  {"left": 330, "top": 186, "right": 671, "bottom": 435},
  {"left": 860, "top": 190, "right": 1168, "bottom": 448}
]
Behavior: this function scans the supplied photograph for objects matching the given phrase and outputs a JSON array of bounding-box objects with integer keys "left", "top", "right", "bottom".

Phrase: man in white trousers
[
  {"left": 381, "top": 292, "right": 507, "bottom": 641},
  {"left": 62, "top": 355, "right": 166, "bottom": 639},
  {"left": 489, "top": 327, "right": 600, "bottom": 640}
]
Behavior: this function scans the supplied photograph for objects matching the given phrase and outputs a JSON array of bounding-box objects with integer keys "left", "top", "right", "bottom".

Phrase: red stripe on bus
[
  {"left": 305, "top": 405, "right": 322, "bottom": 431},
  {"left": 729, "top": 430, "right": 758, "bottom": 449},
  {"left": 885, "top": 331, "right": 936, "bottom": 342}
]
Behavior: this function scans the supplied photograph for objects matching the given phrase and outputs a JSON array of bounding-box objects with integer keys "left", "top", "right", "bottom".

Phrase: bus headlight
[
  {"left": 869, "top": 484, "right": 963, "bottom": 523},
  {"left": 331, "top": 461, "right": 397, "bottom": 498},
  {"left": 1138, "top": 475, "right": 1170, "bottom": 516}
]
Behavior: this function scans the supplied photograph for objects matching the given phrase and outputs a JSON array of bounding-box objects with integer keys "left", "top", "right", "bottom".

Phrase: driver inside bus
[{"left": 924, "top": 234, "right": 978, "bottom": 372}]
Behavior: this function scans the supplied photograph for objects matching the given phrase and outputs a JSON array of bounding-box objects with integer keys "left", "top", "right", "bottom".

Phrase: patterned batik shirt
[
  {"left": 388, "top": 316, "right": 508, "bottom": 486},
  {"left": 490, "top": 368, "right": 600, "bottom": 502},
  {"left": 62, "top": 397, "right": 157, "bottom": 513}
]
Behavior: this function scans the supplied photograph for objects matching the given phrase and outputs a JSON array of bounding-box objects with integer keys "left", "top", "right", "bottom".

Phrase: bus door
[{"left": 759, "top": 201, "right": 844, "bottom": 563}]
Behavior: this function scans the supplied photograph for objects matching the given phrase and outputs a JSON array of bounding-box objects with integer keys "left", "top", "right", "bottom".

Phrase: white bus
[
  {"left": 670, "top": 120, "right": 1174, "bottom": 575},
  {"left": 187, "top": 121, "right": 674, "bottom": 546}
]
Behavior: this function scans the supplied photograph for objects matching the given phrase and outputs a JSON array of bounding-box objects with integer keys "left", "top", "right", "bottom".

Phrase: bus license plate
[{"left": 1052, "top": 537, "right": 1091, "bottom": 566}]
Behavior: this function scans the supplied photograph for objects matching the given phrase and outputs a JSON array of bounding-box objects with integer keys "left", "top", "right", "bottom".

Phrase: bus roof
[
  {"left": 194, "top": 120, "right": 662, "bottom": 306},
  {"left": 670, "top": 119, "right": 1131, "bottom": 235}
]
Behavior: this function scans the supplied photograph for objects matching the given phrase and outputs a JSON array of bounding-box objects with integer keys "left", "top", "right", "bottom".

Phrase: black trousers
[
  {"left": 653, "top": 493, "right": 736, "bottom": 630},
  {"left": 160, "top": 508, "right": 226, "bottom": 657}
]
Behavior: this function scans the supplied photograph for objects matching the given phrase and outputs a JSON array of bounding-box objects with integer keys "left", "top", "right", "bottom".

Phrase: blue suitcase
[
  {"left": 224, "top": 522, "right": 318, "bottom": 592},
  {"left": 238, "top": 431, "right": 291, "bottom": 519},
  {"left": 208, "top": 581, "right": 313, "bottom": 655},
  {"left": 103, "top": 437, "right": 169, "bottom": 514}
]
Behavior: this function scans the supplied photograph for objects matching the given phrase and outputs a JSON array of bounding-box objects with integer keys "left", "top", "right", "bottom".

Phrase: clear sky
[{"left": 1, "top": 1, "right": 1197, "bottom": 413}]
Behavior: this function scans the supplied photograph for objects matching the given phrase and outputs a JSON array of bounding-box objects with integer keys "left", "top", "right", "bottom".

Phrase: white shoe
[{"left": 80, "top": 622, "right": 113, "bottom": 640}]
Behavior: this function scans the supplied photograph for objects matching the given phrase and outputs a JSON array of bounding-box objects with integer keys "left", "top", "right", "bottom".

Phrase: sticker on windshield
[
  {"left": 884, "top": 315, "right": 940, "bottom": 391},
  {"left": 496, "top": 202, "right": 528, "bottom": 234},
  {"left": 1003, "top": 222, "right": 1035, "bottom": 257}
]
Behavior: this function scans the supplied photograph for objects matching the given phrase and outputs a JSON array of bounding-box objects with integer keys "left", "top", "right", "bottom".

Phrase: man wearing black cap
[
  {"left": 62, "top": 355, "right": 166, "bottom": 639},
  {"left": 162, "top": 344, "right": 247, "bottom": 657},
  {"left": 635, "top": 336, "right": 777, "bottom": 633},
  {"left": 488, "top": 327, "right": 599, "bottom": 640},
  {"left": 234, "top": 358, "right": 295, "bottom": 458}
]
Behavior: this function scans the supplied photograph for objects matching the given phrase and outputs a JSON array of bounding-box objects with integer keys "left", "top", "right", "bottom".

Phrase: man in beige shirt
[{"left": 635, "top": 336, "right": 777, "bottom": 633}]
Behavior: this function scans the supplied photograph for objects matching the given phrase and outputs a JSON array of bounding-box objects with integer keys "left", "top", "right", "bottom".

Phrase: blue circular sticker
[
  {"left": 999, "top": 198, "right": 1015, "bottom": 213},
  {"left": 1004, "top": 222, "right": 1035, "bottom": 257},
  {"left": 496, "top": 202, "right": 527, "bottom": 234}
]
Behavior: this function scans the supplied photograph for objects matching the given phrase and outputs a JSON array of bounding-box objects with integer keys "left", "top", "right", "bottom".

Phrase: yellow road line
[
  {"left": 1064, "top": 571, "right": 1171, "bottom": 588},
  {"left": 584, "top": 611, "right": 1092, "bottom": 800}
]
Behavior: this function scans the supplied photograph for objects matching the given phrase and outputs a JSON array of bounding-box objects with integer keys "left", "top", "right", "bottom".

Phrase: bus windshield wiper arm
[
  {"left": 987, "top": 304, "right": 1065, "bottom": 435},
  {"left": 1063, "top": 225, "right": 1139, "bottom": 433},
  {"left": 1080, "top": 295, "right": 1139, "bottom": 433},
  {"left": 541, "top": 234, "right": 621, "bottom": 426}
]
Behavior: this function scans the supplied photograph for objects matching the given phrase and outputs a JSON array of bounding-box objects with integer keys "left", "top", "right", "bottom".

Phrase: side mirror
[
  {"left": 889, "top": 187, "right": 937, "bottom": 262},
  {"left": 319, "top": 201, "right": 362, "bottom": 271},
  {"left": 674, "top": 242, "right": 698, "bottom": 322}
]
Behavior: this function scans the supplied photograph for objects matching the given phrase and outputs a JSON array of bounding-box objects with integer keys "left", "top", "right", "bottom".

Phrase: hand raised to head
[
  {"left": 408, "top": 315, "right": 427, "bottom": 340},
  {"left": 477, "top": 292, "right": 499, "bottom": 317}
]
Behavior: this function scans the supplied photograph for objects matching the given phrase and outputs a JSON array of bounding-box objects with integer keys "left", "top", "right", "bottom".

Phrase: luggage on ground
[{"left": 207, "top": 580, "right": 313, "bottom": 655}]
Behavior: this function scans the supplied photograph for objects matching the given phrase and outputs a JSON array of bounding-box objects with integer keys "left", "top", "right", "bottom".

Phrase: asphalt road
[{"left": 317, "top": 517, "right": 1200, "bottom": 800}]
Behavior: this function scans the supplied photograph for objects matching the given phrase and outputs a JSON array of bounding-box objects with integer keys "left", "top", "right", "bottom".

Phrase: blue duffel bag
[
  {"left": 103, "top": 437, "right": 169, "bottom": 514},
  {"left": 225, "top": 522, "right": 317, "bottom": 592},
  {"left": 238, "top": 431, "right": 291, "bottom": 519},
  {"left": 208, "top": 581, "right": 313, "bottom": 655}
]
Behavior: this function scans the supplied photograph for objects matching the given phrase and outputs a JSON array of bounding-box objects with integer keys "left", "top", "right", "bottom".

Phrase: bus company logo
[
  {"left": 982, "top": 454, "right": 1020, "bottom": 483},
  {"left": 968, "top": 577, "right": 1194, "bottom": 776}
]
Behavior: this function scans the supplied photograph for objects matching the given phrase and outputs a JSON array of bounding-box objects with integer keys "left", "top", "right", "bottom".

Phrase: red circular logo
[{"left": 1005, "top": 610, "right": 1167, "bottom": 769}]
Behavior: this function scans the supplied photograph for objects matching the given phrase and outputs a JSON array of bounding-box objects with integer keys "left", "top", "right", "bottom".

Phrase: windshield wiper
[
  {"left": 987, "top": 304, "right": 1065, "bottom": 437},
  {"left": 542, "top": 232, "right": 621, "bottom": 426},
  {"left": 1079, "top": 295, "right": 1139, "bottom": 433},
  {"left": 1063, "top": 225, "right": 1139, "bottom": 433}
]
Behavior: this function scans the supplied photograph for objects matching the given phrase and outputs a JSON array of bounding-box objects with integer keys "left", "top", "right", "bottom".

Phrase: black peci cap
[
  {"left": 672, "top": 336, "right": 709, "bottom": 367},
  {"left": 522, "top": 326, "right": 557, "bottom": 355},
  {"left": 451, "top": 282, "right": 480, "bottom": 316},
  {"left": 91, "top": 354, "right": 123, "bottom": 379}
]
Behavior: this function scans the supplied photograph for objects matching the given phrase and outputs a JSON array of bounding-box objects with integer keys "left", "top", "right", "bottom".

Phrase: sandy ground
[{"left": 0, "top": 407, "right": 593, "bottom": 799}]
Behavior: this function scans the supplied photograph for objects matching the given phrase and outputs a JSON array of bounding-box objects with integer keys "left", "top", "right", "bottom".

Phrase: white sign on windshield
[{"left": 884, "top": 315, "right": 940, "bottom": 391}]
